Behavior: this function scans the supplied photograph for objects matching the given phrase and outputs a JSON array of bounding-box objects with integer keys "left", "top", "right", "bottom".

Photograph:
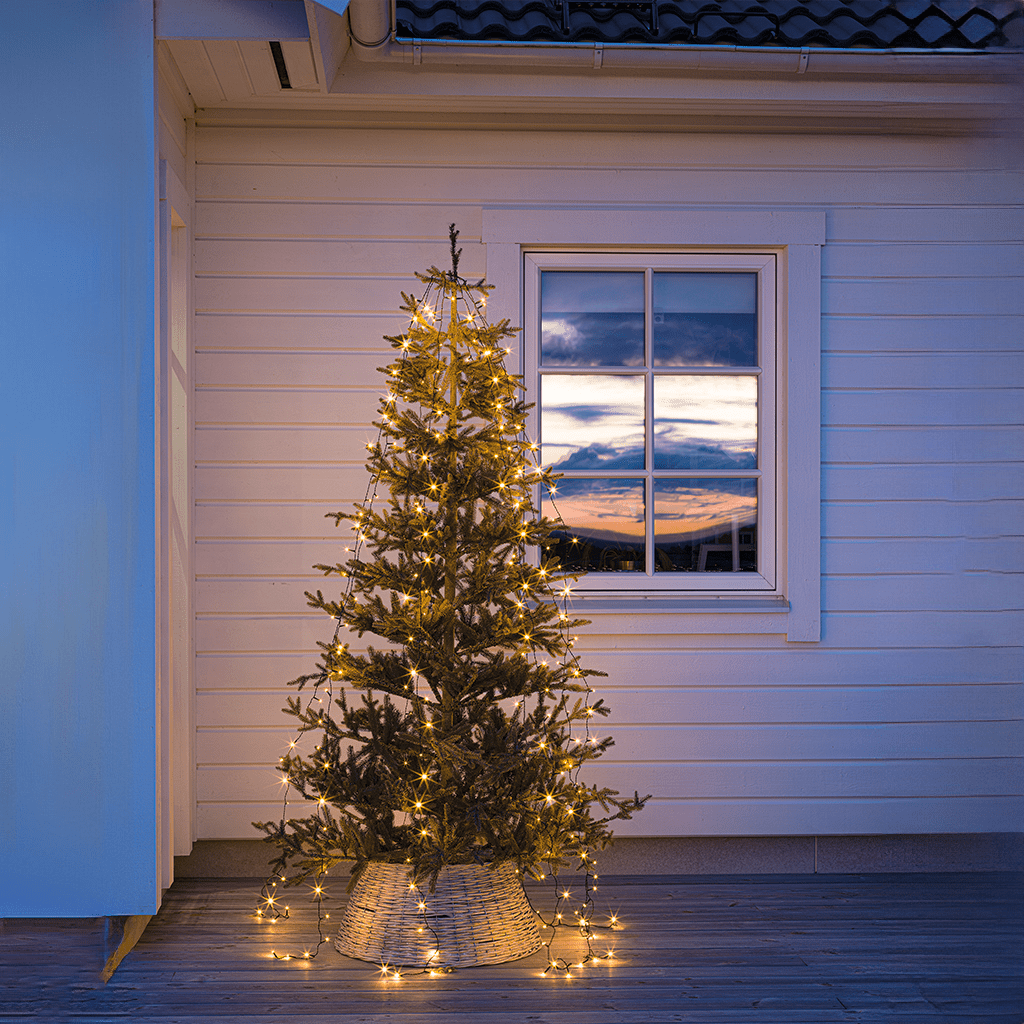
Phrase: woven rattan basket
[{"left": 335, "top": 860, "right": 541, "bottom": 967}]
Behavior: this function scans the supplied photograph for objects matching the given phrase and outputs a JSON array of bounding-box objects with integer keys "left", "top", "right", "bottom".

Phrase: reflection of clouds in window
[
  {"left": 652, "top": 438, "right": 755, "bottom": 470},
  {"left": 555, "top": 443, "right": 645, "bottom": 471},
  {"left": 654, "top": 376, "right": 756, "bottom": 470},
  {"left": 653, "top": 273, "right": 757, "bottom": 367},
  {"left": 545, "top": 478, "right": 645, "bottom": 544},
  {"left": 557, "top": 404, "right": 612, "bottom": 422},
  {"left": 653, "top": 315, "right": 755, "bottom": 367},
  {"left": 541, "top": 271, "right": 644, "bottom": 366},
  {"left": 542, "top": 313, "right": 644, "bottom": 366},
  {"left": 541, "top": 375, "right": 644, "bottom": 469},
  {"left": 543, "top": 316, "right": 583, "bottom": 348}
]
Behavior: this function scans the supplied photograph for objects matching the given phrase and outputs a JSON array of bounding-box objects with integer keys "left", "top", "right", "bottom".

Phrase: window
[
  {"left": 482, "top": 207, "right": 822, "bottom": 640},
  {"left": 525, "top": 252, "right": 776, "bottom": 592}
]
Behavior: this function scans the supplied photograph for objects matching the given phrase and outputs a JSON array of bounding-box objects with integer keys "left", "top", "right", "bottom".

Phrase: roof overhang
[{"left": 156, "top": 0, "right": 1024, "bottom": 134}]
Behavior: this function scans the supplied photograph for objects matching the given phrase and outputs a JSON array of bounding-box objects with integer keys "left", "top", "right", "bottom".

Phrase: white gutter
[{"left": 345, "top": 0, "right": 1021, "bottom": 78}]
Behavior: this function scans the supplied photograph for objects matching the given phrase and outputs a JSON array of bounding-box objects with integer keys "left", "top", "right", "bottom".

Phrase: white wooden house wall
[{"left": 190, "top": 126, "right": 1023, "bottom": 843}]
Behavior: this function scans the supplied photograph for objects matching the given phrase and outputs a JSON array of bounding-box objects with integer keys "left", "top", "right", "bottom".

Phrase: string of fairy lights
[{"left": 254, "top": 249, "right": 626, "bottom": 977}]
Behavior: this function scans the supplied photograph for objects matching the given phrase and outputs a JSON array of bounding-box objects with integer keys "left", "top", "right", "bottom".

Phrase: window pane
[
  {"left": 541, "top": 271, "right": 644, "bottom": 366},
  {"left": 543, "top": 478, "right": 645, "bottom": 572},
  {"left": 653, "top": 272, "right": 756, "bottom": 367},
  {"left": 541, "top": 374, "right": 645, "bottom": 470},
  {"left": 653, "top": 376, "right": 757, "bottom": 470},
  {"left": 654, "top": 478, "right": 757, "bottom": 572}
]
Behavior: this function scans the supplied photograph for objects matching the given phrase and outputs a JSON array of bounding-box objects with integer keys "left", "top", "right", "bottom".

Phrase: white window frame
[
  {"left": 482, "top": 208, "right": 823, "bottom": 642},
  {"left": 524, "top": 250, "right": 777, "bottom": 594}
]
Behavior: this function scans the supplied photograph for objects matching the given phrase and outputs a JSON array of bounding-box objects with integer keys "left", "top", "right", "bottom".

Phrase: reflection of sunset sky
[
  {"left": 655, "top": 480, "right": 756, "bottom": 543},
  {"left": 538, "top": 270, "right": 761, "bottom": 556},
  {"left": 545, "top": 479, "right": 644, "bottom": 543},
  {"left": 546, "top": 478, "right": 756, "bottom": 545}
]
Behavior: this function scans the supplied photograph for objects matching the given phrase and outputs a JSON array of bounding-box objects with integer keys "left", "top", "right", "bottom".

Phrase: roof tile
[
  {"left": 958, "top": 11, "right": 999, "bottom": 40},
  {"left": 823, "top": 12, "right": 879, "bottom": 42},
  {"left": 913, "top": 13, "right": 959, "bottom": 42},
  {"left": 936, "top": 0, "right": 979, "bottom": 16},
  {"left": 886, "top": 0, "right": 931, "bottom": 17},
  {"left": 394, "top": 0, "right": 1024, "bottom": 49}
]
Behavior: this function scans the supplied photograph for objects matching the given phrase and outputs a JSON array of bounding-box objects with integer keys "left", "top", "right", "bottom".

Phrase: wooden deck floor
[{"left": 2, "top": 873, "right": 1022, "bottom": 1023}]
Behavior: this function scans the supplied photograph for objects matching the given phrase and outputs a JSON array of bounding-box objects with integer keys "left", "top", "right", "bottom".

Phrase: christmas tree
[{"left": 255, "top": 228, "right": 645, "bottom": 906}]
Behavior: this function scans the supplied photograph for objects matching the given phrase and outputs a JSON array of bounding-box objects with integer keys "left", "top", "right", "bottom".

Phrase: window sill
[
  {"left": 563, "top": 593, "right": 816, "bottom": 640},
  {"left": 570, "top": 594, "right": 790, "bottom": 613}
]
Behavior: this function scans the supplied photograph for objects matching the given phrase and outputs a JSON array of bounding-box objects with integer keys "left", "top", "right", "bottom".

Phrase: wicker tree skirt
[{"left": 335, "top": 860, "right": 542, "bottom": 967}]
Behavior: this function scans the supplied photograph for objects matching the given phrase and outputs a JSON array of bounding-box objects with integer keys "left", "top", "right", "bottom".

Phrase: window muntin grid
[{"left": 526, "top": 252, "right": 776, "bottom": 592}]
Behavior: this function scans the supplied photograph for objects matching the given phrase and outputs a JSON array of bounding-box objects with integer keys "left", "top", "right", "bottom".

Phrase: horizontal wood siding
[{"left": 191, "top": 128, "right": 1023, "bottom": 841}]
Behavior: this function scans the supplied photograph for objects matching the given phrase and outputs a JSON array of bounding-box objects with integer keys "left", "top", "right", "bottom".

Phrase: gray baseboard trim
[{"left": 174, "top": 833, "right": 1024, "bottom": 879}]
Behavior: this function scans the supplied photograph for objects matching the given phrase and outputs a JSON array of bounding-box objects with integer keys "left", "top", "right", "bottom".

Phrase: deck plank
[{"left": 1, "top": 873, "right": 1021, "bottom": 1023}]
